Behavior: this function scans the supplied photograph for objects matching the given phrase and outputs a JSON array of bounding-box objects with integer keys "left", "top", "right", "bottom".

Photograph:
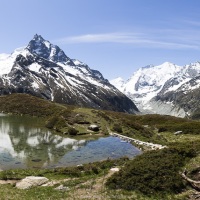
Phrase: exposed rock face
[
  {"left": 16, "top": 176, "right": 49, "bottom": 189},
  {"left": 154, "top": 76, "right": 200, "bottom": 118},
  {"left": 0, "top": 34, "right": 138, "bottom": 114}
]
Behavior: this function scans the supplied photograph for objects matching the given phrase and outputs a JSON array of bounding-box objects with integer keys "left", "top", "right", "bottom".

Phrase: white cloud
[
  {"left": 57, "top": 33, "right": 140, "bottom": 43},
  {"left": 55, "top": 30, "right": 200, "bottom": 50}
]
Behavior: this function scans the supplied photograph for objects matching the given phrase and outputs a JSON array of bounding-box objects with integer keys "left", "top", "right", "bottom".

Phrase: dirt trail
[
  {"left": 67, "top": 169, "right": 118, "bottom": 200},
  {"left": 0, "top": 168, "right": 119, "bottom": 199}
]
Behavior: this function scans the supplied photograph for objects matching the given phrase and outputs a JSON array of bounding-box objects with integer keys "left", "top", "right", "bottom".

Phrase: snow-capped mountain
[
  {"left": 0, "top": 34, "right": 138, "bottom": 113},
  {"left": 110, "top": 62, "right": 200, "bottom": 117}
]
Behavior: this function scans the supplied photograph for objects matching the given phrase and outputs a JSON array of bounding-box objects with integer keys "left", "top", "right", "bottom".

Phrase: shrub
[
  {"left": 158, "top": 127, "right": 168, "bottom": 133},
  {"left": 54, "top": 117, "right": 67, "bottom": 131},
  {"left": 95, "top": 111, "right": 111, "bottom": 121},
  {"left": 68, "top": 127, "right": 78, "bottom": 136},
  {"left": 112, "top": 123, "right": 122, "bottom": 133},
  {"left": 45, "top": 115, "right": 68, "bottom": 132},
  {"left": 45, "top": 116, "right": 58, "bottom": 129},
  {"left": 106, "top": 143, "right": 199, "bottom": 195}
]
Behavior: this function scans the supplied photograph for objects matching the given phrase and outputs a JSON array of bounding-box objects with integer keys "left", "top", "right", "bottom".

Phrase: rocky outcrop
[
  {"left": 88, "top": 124, "right": 100, "bottom": 132},
  {"left": 16, "top": 176, "right": 49, "bottom": 189}
]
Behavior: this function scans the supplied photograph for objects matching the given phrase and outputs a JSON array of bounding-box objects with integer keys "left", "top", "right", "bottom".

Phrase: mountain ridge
[
  {"left": 110, "top": 61, "right": 200, "bottom": 118},
  {"left": 0, "top": 34, "right": 138, "bottom": 113}
]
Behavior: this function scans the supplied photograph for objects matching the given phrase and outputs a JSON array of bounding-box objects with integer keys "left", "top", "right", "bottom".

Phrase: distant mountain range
[
  {"left": 110, "top": 62, "right": 200, "bottom": 118},
  {"left": 0, "top": 34, "right": 138, "bottom": 113}
]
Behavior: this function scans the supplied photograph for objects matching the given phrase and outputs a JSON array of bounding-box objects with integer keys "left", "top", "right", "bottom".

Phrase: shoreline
[{"left": 110, "top": 132, "right": 167, "bottom": 150}]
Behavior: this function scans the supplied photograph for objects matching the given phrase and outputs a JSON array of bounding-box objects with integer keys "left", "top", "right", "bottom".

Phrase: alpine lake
[{"left": 0, "top": 113, "right": 141, "bottom": 170}]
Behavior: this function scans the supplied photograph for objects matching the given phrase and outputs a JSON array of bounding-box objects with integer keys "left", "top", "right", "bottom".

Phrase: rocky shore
[{"left": 110, "top": 132, "right": 167, "bottom": 150}]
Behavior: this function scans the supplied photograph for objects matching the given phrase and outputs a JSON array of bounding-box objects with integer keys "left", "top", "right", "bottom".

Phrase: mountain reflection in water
[{"left": 0, "top": 114, "right": 141, "bottom": 170}]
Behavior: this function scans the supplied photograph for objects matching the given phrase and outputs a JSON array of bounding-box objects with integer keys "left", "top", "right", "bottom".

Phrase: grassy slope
[
  {"left": 0, "top": 94, "right": 200, "bottom": 199},
  {"left": 1, "top": 93, "right": 200, "bottom": 142},
  {"left": 0, "top": 93, "right": 155, "bottom": 140},
  {"left": 0, "top": 93, "right": 64, "bottom": 117}
]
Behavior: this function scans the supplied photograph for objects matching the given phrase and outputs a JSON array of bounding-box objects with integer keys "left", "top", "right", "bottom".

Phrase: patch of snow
[
  {"left": 110, "top": 77, "right": 124, "bottom": 92},
  {"left": 0, "top": 53, "right": 10, "bottom": 60},
  {"left": 73, "top": 59, "right": 85, "bottom": 66},
  {"left": 57, "top": 62, "right": 109, "bottom": 89},
  {"left": 44, "top": 41, "right": 50, "bottom": 49},
  {"left": 49, "top": 46, "right": 56, "bottom": 59},
  {"left": 28, "top": 63, "right": 41, "bottom": 73},
  {"left": 54, "top": 80, "right": 65, "bottom": 89},
  {"left": 57, "top": 62, "right": 79, "bottom": 76},
  {"left": 0, "top": 47, "right": 31, "bottom": 76},
  {"left": 181, "top": 79, "right": 200, "bottom": 92},
  {"left": 32, "top": 81, "right": 40, "bottom": 89}
]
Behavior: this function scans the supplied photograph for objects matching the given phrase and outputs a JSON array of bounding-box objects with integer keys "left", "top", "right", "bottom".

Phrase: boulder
[
  {"left": 16, "top": 176, "right": 49, "bottom": 189},
  {"left": 174, "top": 131, "right": 183, "bottom": 135},
  {"left": 88, "top": 124, "right": 100, "bottom": 132},
  {"left": 54, "top": 184, "right": 70, "bottom": 191},
  {"left": 110, "top": 167, "right": 120, "bottom": 172}
]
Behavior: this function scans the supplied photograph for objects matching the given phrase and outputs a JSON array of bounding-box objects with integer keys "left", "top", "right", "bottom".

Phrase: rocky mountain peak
[
  {"left": 33, "top": 34, "right": 45, "bottom": 41},
  {"left": 26, "top": 34, "right": 69, "bottom": 63},
  {"left": 0, "top": 34, "right": 139, "bottom": 114},
  {"left": 141, "top": 64, "right": 154, "bottom": 70}
]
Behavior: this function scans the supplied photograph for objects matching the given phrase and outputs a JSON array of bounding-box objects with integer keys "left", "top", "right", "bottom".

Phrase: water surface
[{"left": 0, "top": 114, "right": 141, "bottom": 170}]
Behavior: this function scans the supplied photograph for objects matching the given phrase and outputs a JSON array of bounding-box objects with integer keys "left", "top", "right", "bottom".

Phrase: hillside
[
  {"left": 0, "top": 93, "right": 152, "bottom": 140},
  {"left": 1, "top": 93, "right": 200, "bottom": 142},
  {"left": 0, "top": 94, "right": 200, "bottom": 199}
]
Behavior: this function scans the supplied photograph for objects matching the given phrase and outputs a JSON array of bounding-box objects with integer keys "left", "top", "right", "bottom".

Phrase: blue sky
[{"left": 1, "top": 0, "right": 200, "bottom": 80}]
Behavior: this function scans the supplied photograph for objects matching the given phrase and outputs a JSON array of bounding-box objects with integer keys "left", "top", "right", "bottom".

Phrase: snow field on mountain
[{"left": 111, "top": 61, "right": 200, "bottom": 116}]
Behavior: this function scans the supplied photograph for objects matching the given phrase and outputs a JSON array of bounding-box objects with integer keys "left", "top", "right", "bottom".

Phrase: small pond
[{"left": 0, "top": 114, "right": 141, "bottom": 170}]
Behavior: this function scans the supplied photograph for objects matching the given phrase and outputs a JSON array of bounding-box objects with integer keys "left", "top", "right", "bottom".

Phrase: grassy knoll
[{"left": 0, "top": 93, "right": 66, "bottom": 117}]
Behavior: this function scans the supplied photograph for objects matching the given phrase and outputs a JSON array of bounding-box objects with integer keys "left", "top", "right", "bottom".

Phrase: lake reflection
[{"left": 0, "top": 114, "right": 141, "bottom": 170}]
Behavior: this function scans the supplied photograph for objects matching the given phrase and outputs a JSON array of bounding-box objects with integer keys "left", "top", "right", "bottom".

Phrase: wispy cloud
[
  {"left": 57, "top": 33, "right": 142, "bottom": 43},
  {"left": 55, "top": 31, "right": 200, "bottom": 50}
]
